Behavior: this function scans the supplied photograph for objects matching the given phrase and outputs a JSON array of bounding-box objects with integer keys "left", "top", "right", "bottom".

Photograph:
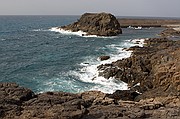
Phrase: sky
[{"left": 0, "top": 0, "right": 180, "bottom": 17}]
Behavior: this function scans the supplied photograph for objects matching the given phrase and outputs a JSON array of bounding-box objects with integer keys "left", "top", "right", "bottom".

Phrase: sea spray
[
  {"left": 50, "top": 27, "right": 118, "bottom": 38},
  {"left": 50, "top": 27, "right": 87, "bottom": 37},
  {"left": 50, "top": 27, "right": 148, "bottom": 93},
  {"left": 67, "top": 38, "right": 147, "bottom": 94}
]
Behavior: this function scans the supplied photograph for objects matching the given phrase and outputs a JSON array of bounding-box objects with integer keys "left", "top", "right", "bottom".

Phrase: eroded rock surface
[
  {"left": 61, "top": 13, "right": 122, "bottom": 36},
  {"left": 0, "top": 83, "right": 179, "bottom": 119},
  {"left": 98, "top": 38, "right": 180, "bottom": 100}
]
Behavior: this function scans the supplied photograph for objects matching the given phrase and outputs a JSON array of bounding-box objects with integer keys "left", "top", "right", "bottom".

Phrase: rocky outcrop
[
  {"left": 0, "top": 83, "right": 179, "bottom": 119},
  {"left": 0, "top": 83, "right": 35, "bottom": 118},
  {"left": 61, "top": 13, "right": 122, "bottom": 36},
  {"left": 98, "top": 38, "right": 180, "bottom": 100},
  {"left": 99, "top": 56, "right": 110, "bottom": 61},
  {"left": 160, "top": 28, "right": 180, "bottom": 37}
]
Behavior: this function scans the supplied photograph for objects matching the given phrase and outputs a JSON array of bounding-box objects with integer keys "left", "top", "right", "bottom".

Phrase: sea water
[{"left": 0, "top": 16, "right": 163, "bottom": 94}]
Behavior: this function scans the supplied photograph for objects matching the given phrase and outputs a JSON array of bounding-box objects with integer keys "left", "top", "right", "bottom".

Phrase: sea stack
[{"left": 61, "top": 13, "right": 122, "bottom": 36}]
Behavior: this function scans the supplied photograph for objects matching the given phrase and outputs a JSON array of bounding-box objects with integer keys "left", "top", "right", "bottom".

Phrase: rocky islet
[{"left": 60, "top": 13, "right": 122, "bottom": 36}]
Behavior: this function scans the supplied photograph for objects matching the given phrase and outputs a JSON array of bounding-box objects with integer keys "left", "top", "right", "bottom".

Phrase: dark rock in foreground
[
  {"left": 61, "top": 13, "right": 122, "bottom": 36},
  {"left": 0, "top": 83, "right": 179, "bottom": 119}
]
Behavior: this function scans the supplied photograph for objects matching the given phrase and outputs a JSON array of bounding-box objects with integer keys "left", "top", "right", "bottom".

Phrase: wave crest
[{"left": 50, "top": 27, "right": 117, "bottom": 38}]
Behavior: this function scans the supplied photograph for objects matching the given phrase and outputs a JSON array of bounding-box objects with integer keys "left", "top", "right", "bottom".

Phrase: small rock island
[{"left": 60, "top": 13, "right": 122, "bottom": 36}]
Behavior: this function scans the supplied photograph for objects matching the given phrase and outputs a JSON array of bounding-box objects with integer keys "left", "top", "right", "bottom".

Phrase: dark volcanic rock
[
  {"left": 106, "top": 90, "right": 140, "bottom": 101},
  {"left": 0, "top": 83, "right": 179, "bottom": 119},
  {"left": 21, "top": 92, "right": 86, "bottom": 119},
  {"left": 97, "top": 38, "right": 180, "bottom": 99},
  {"left": 0, "top": 83, "right": 34, "bottom": 119},
  {"left": 61, "top": 13, "right": 122, "bottom": 36},
  {"left": 99, "top": 56, "right": 110, "bottom": 61}
]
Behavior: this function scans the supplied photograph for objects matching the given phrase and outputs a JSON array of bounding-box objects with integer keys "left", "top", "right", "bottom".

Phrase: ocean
[{"left": 0, "top": 16, "right": 163, "bottom": 94}]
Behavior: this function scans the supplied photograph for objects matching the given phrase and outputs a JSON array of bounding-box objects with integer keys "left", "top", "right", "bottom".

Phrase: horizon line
[{"left": 0, "top": 14, "right": 180, "bottom": 19}]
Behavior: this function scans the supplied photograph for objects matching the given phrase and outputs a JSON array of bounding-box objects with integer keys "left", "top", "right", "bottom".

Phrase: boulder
[
  {"left": 106, "top": 90, "right": 140, "bottom": 101},
  {"left": 0, "top": 83, "right": 35, "bottom": 119},
  {"left": 61, "top": 13, "right": 122, "bottom": 36},
  {"left": 99, "top": 56, "right": 110, "bottom": 61}
]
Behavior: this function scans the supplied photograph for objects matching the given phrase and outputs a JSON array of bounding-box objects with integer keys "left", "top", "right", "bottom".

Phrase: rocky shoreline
[
  {"left": 1, "top": 32, "right": 180, "bottom": 118},
  {"left": 1, "top": 14, "right": 180, "bottom": 118},
  {"left": 0, "top": 82, "right": 179, "bottom": 119}
]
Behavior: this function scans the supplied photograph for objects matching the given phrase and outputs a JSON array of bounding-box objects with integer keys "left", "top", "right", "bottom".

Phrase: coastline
[
  {"left": 1, "top": 32, "right": 180, "bottom": 118},
  {"left": 1, "top": 17, "right": 180, "bottom": 118},
  {"left": 50, "top": 26, "right": 150, "bottom": 94}
]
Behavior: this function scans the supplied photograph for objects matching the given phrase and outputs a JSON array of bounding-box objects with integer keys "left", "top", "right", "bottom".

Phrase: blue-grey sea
[{"left": 0, "top": 16, "right": 163, "bottom": 93}]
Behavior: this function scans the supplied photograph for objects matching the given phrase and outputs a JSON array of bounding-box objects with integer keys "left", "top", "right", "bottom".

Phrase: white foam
[
  {"left": 68, "top": 38, "right": 148, "bottom": 93},
  {"left": 1, "top": 39, "right": 6, "bottom": 41},
  {"left": 50, "top": 27, "right": 87, "bottom": 36},
  {"left": 67, "top": 44, "right": 133, "bottom": 93},
  {"left": 68, "top": 64, "right": 128, "bottom": 94},
  {"left": 128, "top": 38, "right": 147, "bottom": 47},
  {"left": 90, "top": 77, "right": 128, "bottom": 93},
  {"left": 50, "top": 27, "right": 118, "bottom": 38},
  {"left": 32, "top": 29, "right": 44, "bottom": 31}
]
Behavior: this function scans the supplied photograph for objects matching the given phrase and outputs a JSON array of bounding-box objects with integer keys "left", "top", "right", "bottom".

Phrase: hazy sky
[{"left": 0, "top": 0, "right": 180, "bottom": 17}]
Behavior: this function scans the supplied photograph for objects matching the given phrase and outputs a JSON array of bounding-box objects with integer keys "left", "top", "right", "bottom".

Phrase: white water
[
  {"left": 50, "top": 27, "right": 118, "bottom": 38},
  {"left": 50, "top": 27, "right": 88, "bottom": 36},
  {"left": 67, "top": 38, "right": 146, "bottom": 94},
  {"left": 0, "top": 39, "right": 6, "bottom": 41},
  {"left": 50, "top": 26, "right": 147, "bottom": 94},
  {"left": 128, "top": 38, "right": 147, "bottom": 47}
]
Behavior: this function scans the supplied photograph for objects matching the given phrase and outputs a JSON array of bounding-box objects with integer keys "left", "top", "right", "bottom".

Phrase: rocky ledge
[
  {"left": 60, "top": 13, "right": 122, "bottom": 36},
  {"left": 160, "top": 28, "right": 180, "bottom": 37},
  {"left": 0, "top": 82, "right": 179, "bottom": 119},
  {"left": 98, "top": 38, "right": 180, "bottom": 99}
]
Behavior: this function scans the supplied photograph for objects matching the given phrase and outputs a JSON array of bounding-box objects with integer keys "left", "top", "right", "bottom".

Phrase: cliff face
[{"left": 61, "top": 13, "right": 122, "bottom": 36}]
